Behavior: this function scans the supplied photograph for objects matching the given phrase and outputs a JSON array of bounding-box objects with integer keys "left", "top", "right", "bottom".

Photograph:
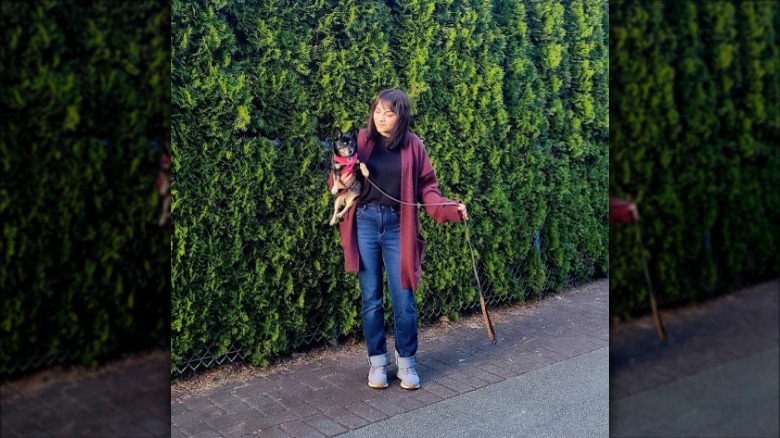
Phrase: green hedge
[
  {"left": 1, "top": 1, "right": 170, "bottom": 375},
  {"left": 172, "top": 0, "right": 609, "bottom": 374},
  {"left": 609, "top": 0, "right": 779, "bottom": 317}
]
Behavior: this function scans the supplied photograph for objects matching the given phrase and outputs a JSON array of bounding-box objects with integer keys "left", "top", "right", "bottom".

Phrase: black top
[{"left": 361, "top": 136, "right": 401, "bottom": 206}]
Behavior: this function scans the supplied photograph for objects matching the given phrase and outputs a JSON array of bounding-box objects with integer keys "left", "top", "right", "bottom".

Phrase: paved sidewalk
[
  {"left": 340, "top": 347, "right": 609, "bottom": 438},
  {"left": 612, "top": 347, "right": 778, "bottom": 437},
  {"left": 171, "top": 279, "right": 609, "bottom": 437},
  {"left": 609, "top": 279, "right": 779, "bottom": 437},
  {"left": 0, "top": 349, "right": 171, "bottom": 437}
]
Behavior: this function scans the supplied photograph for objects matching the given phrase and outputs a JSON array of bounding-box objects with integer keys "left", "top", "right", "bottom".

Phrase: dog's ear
[
  {"left": 332, "top": 127, "right": 343, "bottom": 138},
  {"left": 348, "top": 127, "right": 359, "bottom": 138}
]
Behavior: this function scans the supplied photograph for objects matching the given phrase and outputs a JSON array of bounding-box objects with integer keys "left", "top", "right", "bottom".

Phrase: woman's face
[{"left": 373, "top": 101, "right": 397, "bottom": 137}]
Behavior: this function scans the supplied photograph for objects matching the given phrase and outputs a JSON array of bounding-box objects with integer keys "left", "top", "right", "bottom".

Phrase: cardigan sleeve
[
  {"left": 609, "top": 196, "right": 639, "bottom": 224},
  {"left": 417, "top": 141, "right": 463, "bottom": 224}
]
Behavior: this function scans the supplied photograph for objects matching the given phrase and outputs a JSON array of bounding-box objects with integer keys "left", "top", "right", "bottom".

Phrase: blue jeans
[{"left": 356, "top": 203, "right": 418, "bottom": 369}]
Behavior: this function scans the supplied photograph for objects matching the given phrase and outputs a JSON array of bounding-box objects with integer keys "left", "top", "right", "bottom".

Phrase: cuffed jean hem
[
  {"left": 369, "top": 353, "right": 389, "bottom": 367},
  {"left": 395, "top": 351, "right": 416, "bottom": 368}
]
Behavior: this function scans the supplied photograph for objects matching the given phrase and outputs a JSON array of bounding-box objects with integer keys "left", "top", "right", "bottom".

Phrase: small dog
[{"left": 329, "top": 128, "right": 368, "bottom": 226}]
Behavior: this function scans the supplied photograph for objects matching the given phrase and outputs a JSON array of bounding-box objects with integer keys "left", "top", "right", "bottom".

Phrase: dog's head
[{"left": 333, "top": 128, "right": 358, "bottom": 159}]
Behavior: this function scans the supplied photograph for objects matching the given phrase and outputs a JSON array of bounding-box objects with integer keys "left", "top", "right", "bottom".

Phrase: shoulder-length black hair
[{"left": 367, "top": 88, "right": 411, "bottom": 151}]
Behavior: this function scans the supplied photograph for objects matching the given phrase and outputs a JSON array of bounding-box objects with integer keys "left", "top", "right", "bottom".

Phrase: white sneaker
[
  {"left": 368, "top": 365, "right": 388, "bottom": 389},
  {"left": 396, "top": 366, "right": 420, "bottom": 390}
]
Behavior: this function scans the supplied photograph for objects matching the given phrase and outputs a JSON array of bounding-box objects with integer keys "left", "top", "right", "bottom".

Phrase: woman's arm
[{"left": 417, "top": 143, "right": 463, "bottom": 224}]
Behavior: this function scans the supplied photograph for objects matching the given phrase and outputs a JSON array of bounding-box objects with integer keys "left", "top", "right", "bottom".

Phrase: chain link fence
[
  {"left": 172, "top": 257, "right": 569, "bottom": 376},
  {"left": 1, "top": 334, "right": 169, "bottom": 381},
  {"left": 1, "top": 350, "right": 80, "bottom": 379}
]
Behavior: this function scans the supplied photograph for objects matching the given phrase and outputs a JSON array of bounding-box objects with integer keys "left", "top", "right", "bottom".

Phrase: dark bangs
[{"left": 367, "top": 88, "right": 410, "bottom": 150}]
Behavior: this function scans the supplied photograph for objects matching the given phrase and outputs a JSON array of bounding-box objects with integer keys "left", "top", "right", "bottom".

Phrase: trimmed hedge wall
[
  {"left": 1, "top": 1, "right": 171, "bottom": 375},
  {"left": 172, "top": 0, "right": 609, "bottom": 373},
  {"left": 609, "top": 0, "right": 779, "bottom": 316}
]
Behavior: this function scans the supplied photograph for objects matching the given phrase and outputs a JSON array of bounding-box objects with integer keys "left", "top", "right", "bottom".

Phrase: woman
[{"left": 330, "top": 88, "right": 468, "bottom": 389}]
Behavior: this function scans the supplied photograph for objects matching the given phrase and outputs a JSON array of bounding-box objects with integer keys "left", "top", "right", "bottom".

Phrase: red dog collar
[{"left": 333, "top": 154, "right": 358, "bottom": 175}]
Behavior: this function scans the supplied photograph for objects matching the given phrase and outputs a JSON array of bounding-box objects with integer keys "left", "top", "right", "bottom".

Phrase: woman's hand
[
  {"left": 627, "top": 203, "right": 640, "bottom": 221},
  {"left": 457, "top": 202, "right": 468, "bottom": 221},
  {"left": 340, "top": 171, "right": 355, "bottom": 189}
]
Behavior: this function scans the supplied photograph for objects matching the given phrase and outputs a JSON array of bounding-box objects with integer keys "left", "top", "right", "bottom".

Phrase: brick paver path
[
  {"left": 609, "top": 279, "right": 779, "bottom": 401},
  {"left": 1, "top": 349, "right": 171, "bottom": 437},
  {"left": 171, "top": 279, "right": 609, "bottom": 437}
]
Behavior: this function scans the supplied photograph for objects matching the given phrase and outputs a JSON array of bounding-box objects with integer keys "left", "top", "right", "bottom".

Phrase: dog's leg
[
  {"left": 330, "top": 195, "right": 346, "bottom": 226},
  {"left": 331, "top": 168, "right": 342, "bottom": 195},
  {"left": 336, "top": 193, "right": 358, "bottom": 221},
  {"left": 158, "top": 195, "right": 171, "bottom": 226},
  {"left": 331, "top": 178, "right": 340, "bottom": 195},
  {"left": 359, "top": 162, "right": 369, "bottom": 178}
]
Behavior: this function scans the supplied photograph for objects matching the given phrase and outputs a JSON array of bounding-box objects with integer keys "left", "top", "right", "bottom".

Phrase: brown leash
[
  {"left": 634, "top": 223, "right": 667, "bottom": 341},
  {"left": 464, "top": 221, "right": 497, "bottom": 343},
  {"left": 359, "top": 173, "right": 497, "bottom": 344}
]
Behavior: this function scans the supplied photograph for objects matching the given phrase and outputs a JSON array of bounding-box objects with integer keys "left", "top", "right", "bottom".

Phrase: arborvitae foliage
[
  {"left": 493, "top": 0, "right": 549, "bottom": 295},
  {"left": 487, "top": 0, "right": 611, "bottom": 298},
  {"left": 610, "top": 0, "right": 779, "bottom": 317},
  {"left": 1, "top": 1, "right": 170, "bottom": 374},
  {"left": 668, "top": 0, "right": 718, "bottom": 296},
  {"left": 172, "top": 0, "right": 609, "bottom": 374},
  {"left": 566, "top": 0, "right": 609, "bottom": 285},
  {"left": 724, "top": 1, "right": 779, "bottom": 283}
]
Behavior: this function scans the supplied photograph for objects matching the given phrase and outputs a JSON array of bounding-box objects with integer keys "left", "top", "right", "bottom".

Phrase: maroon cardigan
[{"left": 329, "top": 128, "right": 463, "bottom": 291}]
